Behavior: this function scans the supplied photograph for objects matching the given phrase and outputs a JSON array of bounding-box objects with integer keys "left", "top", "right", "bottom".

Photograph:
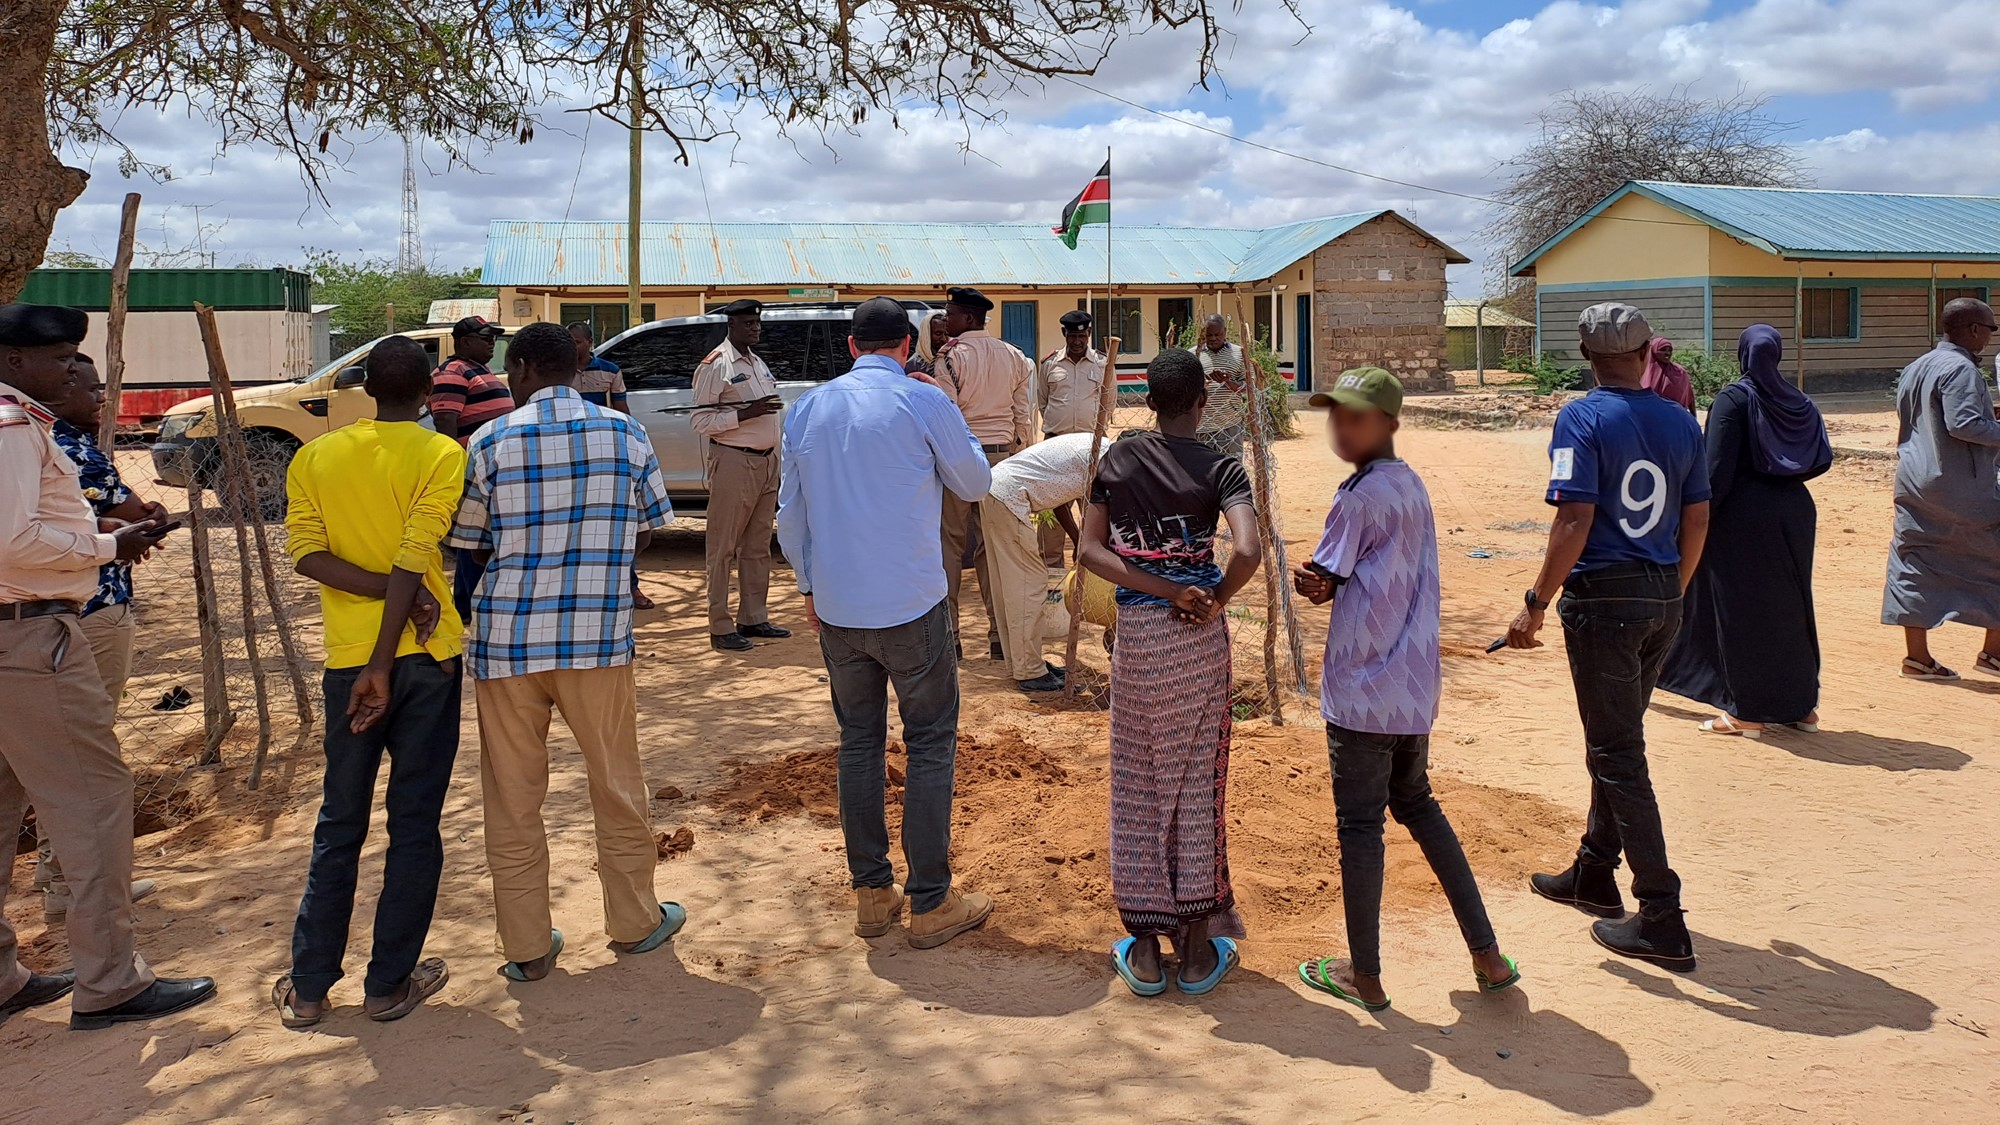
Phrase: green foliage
[
  {"left": 1168, "top": 319, "right": 1298, "bottom": 438},
  {"left": 1502, "top": 353, "right": 1585, "bottom": 395},
  {"left": 305, "top": 251, "right": 493, "bottom": 340},
  {"left": 1676, "top": 348, "right": 1740, "bottom": 409}
]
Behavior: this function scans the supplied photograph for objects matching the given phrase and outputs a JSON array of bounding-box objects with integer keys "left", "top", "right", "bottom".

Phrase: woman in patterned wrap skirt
[{"left": 1080, "top": 348, "right": 1262, "bottom": 997}]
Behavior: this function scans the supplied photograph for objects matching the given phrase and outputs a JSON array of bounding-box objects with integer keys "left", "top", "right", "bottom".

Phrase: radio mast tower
[{"left": 398, "top": 134, "right": 423, "bottom": 273}]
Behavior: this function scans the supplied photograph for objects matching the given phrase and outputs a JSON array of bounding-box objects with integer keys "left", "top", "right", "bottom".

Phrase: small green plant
[
  {"left": 1675, "top": 347, "right": 1740, "bottom": 409},
  {"left": 1503, "top": 353, "right": 1586, "bottom": 395}
]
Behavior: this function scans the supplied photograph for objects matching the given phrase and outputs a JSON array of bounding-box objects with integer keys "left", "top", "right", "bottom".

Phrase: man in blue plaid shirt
[{"left": 447, "top": 322, "right": 685, "bottom": 983}]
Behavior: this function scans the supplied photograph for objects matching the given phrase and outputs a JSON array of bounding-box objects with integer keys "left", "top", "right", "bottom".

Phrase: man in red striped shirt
[{"left": 429, "top": 318, "right": 511, "bottom": 444}]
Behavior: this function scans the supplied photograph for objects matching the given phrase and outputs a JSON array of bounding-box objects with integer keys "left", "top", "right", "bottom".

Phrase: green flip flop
[
  {"left": 500, "top": 929, "right": 564, "bottom": 982},
  {"left": 1476, "top": 953, "right": 1522, "bottom": 993},
  {"left": 1298, "top": 957, "right": 1391, "bottom": 1013}
]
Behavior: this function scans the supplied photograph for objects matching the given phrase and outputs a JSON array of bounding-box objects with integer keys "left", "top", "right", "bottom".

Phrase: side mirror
[{"left": 333, "top": 365, "right": 366, "bottom": 389}]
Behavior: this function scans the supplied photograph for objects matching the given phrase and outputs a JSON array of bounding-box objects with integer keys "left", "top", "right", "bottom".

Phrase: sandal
[
  {"left": 1475, "top": 953, "right": 1522, "bottom": 993},
  {"left": 610, "top": 902, "right": 687, "bottom": 955},
  {"left": 1111, "top": 937, "right": 1168, "bottom": 997},
  {"left": 1177, "top": 936, "right": 1238, "bottom": 996},
  {"left": 366, "top": 957, "right": 449, "bottom": 1022},
  {"left": 1787, "top": 711, "right": 1821, "bottom": 734},
  {"left": 1976, "top": 652, "right": 2000, "bottom": 677},
  {"left": 271, "top": 974, "right": 323, "bottom": 1029},
  {"left": 1698, "top": 716, "right": 1763, "bottom": 739},
  {"left": 500, "top": 928, "right": 564, "bottom": 982},
  {"left": 1298, "top": 957, "right": 1390, "bottom": 1012},
  {"left": 1902, "top": 657, "right": 1959, "bottom": 681}
]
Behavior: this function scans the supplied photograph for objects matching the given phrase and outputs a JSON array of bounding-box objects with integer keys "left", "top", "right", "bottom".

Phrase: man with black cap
[
  {"left": 692, "top": 299, "right": 789, "bottom": 652},
  {"left": 0, "top": 302, "right": 217, "bottom": 1028},
  {"left": 429, "top": 317, "right": 512, "bottom": 444},
  {"left": 778, "top": 296, "right": 996, "bottom": 948},
  {"left": 1505, "top": 301, "right": 1710, "bottom": 973},
  {"left": 934, "top": 286, "right": 1031, "bottom": 657}
]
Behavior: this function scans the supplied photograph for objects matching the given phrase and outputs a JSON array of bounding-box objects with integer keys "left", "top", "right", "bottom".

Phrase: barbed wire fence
[{"left": 83, "top": 309, "right": 322, "bottom": 851}]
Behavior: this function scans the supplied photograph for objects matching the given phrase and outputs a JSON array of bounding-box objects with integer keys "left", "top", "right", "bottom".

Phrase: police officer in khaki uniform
[
  {"left": 0, "top": 303, "right": 216, "bottom": 1029},
  {"left": 692, "top": 299, "right": 791, "bottom": 652},
  {"left": 934, "top": 287, "right": 1032, "bottom": 658},
  {"left": 1034, "top": 309, "right": 1112, "bottom": 566}
]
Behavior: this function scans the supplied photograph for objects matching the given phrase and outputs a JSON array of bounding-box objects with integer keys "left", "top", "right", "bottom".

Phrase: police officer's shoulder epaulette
[
  {"left": 700, "top": 348, "right": 723, "bottom": 364},
  {"left": 0, "top": 394, "right": 31, "bottom": 428},
  {"left": 1044, "top": 349, "right": 1063, "bottom": 362}
]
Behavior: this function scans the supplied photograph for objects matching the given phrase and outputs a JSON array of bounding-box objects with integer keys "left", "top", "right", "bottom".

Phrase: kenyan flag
[{"left": 1053, "top": 160, "right": 1110, "bottom": 250}]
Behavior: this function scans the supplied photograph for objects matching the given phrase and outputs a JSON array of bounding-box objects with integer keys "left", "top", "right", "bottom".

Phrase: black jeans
[
  {"left": 290, "top": 653, "right": 462, "bottom": 1001},
  {"left": 1329, "top": 724, "right": 1496, "bottom": 976},
  {"left": 819, "top": 600, "right": 959, "bottom": 915},
  {"left": 1560, "top": 562, "right": 1684, "bottom": 914}
]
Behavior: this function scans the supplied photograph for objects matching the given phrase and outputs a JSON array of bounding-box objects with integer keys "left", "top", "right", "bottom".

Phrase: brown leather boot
[
  {"left": 855, "top": 884, "right": 905, "bottom": 938},
  {"left": 907, "top": 887, "right": 994, "bottom": 949}
]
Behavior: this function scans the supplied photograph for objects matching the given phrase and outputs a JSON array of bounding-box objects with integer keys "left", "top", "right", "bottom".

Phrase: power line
[{"left": 562, "top": 112, "right": 594, "bottom": 224}]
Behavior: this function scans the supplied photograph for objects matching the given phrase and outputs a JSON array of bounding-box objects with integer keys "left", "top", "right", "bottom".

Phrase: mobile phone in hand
[{"left": 143, "top": 520, "right": 184, "bottom": 538}]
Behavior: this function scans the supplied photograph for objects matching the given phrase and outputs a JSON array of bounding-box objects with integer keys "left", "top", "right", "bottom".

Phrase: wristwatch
[{"left": 1524, "top": 588, "right": 1550, "bottom": 611}]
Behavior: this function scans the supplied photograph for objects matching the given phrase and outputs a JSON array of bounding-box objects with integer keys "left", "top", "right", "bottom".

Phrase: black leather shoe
[
  {"left": 1592, "top": 909, "right": 1696, "bottom": 972},
  {"left": 1529, "top": 861, "right": 1625, "bottom": 918},
  {"left": 710, "top": 632, "right": 754, "bottom": 652},
  {"left": 1, "top": 970, "right": 75, "bottom": 1017},
  {"left": 1017, "top": 671, "right": 1066, "bottom": 693},
  {"left": 989, "top": 640, "right": 1005, "bottom": 661},
  {"left": 70, "top": 976, "right": 217, "bottom": 1030},
  {"left": 1043, "top": 662, "right": 1066, "bottom": 677},
  {"left": 738, "top": 622, "right": 791, "bottom": 640}
]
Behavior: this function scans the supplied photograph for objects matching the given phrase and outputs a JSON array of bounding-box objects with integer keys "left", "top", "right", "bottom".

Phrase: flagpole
[{"left": 1104, "top": 145, "right": 1113, "bottom": 352}]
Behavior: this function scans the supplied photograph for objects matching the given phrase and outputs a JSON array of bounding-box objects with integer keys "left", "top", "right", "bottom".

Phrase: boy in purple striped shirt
[{"left": 1290, "top": 367, "right": 1517, "bottom": 1013}]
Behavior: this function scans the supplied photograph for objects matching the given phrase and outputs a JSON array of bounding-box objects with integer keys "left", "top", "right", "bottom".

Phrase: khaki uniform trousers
[
  {"left": 474, "top": 664, "right": 663, "bottom": 961},
  {"left": 941, "top": 445, "right": 1013, "bottom": 647},
  {"left": 982, "top": 499, "right": 1056, "bottom": 681},
  {"left": 36, "top": 602, "right": 137, "bottom": 895},
  {"left": 705, "top": 444, "right": 779, "bottom": 636},
  {"left": 0, "top": 613, "right": 154, "bottom": 1011}
]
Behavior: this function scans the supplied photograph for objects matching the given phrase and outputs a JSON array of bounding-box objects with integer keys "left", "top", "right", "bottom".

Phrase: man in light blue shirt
[{"left": 777, "top": 297, "right": 995, "bottom": 950}]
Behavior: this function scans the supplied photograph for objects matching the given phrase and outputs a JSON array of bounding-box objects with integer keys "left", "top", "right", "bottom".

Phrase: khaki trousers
[
  {"left": 474, "top": 665, "right": 663, "bottom": 961},
  {"left": 0, "top": 614, "right": 154, "bottom": 1012},
  {"left": 705, "top": 444, "right": 779, "bottom": 636},
  {"left": 941, "top": 446, "right": 1012, "bottom": 646},
  {"left": 983, "top": 498, "right": 1055, "bottom": 681},
  {"left": 38, "top": 602, "right": 138, "bottom": 894}
]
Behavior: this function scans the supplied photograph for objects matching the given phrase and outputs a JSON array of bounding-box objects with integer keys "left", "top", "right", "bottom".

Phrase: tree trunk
[{"left": 0, "top": 0, "right": 91, "bottom": 302}]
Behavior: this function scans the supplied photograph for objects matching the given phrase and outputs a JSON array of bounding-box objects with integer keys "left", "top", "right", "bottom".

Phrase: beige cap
[{"left": 1577, "top": 302, "right": 1652, "bottom": 355}]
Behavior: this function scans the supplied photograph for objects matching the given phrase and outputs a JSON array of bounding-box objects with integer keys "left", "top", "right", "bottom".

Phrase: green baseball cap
[{"left": 1308, "top": 366, "right": 1403, "bottom": 417}]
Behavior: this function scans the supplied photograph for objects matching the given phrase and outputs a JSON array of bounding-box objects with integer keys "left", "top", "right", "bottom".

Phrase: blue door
[
  {"left": 1294, "top": 294, "right": 1314, "bottom": 390},
  {"left": 1000, "top": 301, "right": 1039, "bottom": 360}
]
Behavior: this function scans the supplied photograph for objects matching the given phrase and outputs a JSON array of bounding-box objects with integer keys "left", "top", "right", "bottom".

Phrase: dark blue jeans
[
  {"left": 1329, "top": 724, "right": 1496, "bottom": 976},
  {"left": 290, "top": 653, "right": 462, "bottom": 1001},
  {"left": 819, "top": 600, "right": 959, "bottom": 915},
  {"left": 1560, "top": 562, "right": 1684, "bottom": 915}
]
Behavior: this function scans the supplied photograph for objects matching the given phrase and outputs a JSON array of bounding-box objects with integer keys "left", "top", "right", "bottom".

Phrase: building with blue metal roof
[
  {"left": 483, "top": 211, "right": 1469, "bottom": 392},
  {"left": 1512, "top": 181, "right": 2000, "bottom": 389}
]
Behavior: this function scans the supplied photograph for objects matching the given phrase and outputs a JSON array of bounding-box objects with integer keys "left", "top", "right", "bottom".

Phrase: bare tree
[
  {"left": 0, "top": 0, "right": 1302, "bottom": 301},
  {"left": 1485, "top": 87, "right": 1807, "bottom": 289}
]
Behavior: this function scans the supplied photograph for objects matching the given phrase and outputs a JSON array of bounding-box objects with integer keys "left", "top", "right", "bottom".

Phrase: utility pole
[
  {"left": 626, "top": 17, "right": 644, "bottom": 331},
  {"left": 398, "top": 135, "right": 423, "bottom": 273}
]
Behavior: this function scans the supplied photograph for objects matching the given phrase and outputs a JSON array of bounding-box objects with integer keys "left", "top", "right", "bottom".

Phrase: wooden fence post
[{"left": 98, "top": 194, "right": 140, "bottom": 449}]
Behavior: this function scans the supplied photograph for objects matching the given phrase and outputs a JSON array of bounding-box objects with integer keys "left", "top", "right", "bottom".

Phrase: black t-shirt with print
[{"left": 1089, "top": 430, "right": 1254, "bottom": 606}]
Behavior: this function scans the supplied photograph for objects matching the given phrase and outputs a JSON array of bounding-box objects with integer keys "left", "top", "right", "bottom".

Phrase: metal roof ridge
[{"left": 1633, "top": 180, "right": 2000, "bottom": 203}]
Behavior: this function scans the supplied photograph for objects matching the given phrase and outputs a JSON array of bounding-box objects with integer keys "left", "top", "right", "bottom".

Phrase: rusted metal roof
[{"left": 481, "top": 212, "right": 1464, "bottom": 289}]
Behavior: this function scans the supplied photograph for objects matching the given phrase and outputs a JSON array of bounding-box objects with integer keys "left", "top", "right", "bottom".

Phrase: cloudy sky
[{"left": 45, "top": 0, "right": 2000, "bottom": 294}]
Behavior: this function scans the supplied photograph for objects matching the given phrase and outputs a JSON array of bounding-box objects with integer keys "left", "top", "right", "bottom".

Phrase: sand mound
[{"left": 709, "top": 717, "right": 1578, "bottom": 967}]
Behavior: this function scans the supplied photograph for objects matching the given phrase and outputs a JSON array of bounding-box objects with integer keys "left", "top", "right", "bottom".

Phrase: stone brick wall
[{"left": 1311, "top": 215, "right": 1453, "bottom": 393}]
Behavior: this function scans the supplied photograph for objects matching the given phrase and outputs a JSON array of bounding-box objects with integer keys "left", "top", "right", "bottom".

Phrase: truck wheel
[{"left": 219, "top": 433, "right": 298, "bottom": 522}]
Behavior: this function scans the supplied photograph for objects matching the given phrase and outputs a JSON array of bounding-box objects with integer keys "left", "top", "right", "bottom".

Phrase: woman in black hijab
[{"left": 1661, "top": 324, "right": 1833, "bottom": 736}]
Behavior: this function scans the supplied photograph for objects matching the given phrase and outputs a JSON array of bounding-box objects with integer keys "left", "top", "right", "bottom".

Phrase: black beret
[
  {"left": 1059, "top": 310, "right": 1093, "bottom": 331},
  {"left": 0, "top": 303, "right": 88, "bottom": 348},
  {"left": 718, "top": 298, "right": 763, "bottom": 318},
  {"left": 945, "top": 286, "right": 993, "bottom": 313}
]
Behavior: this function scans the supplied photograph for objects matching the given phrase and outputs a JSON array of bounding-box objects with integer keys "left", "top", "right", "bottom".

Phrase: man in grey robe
[{"left": 1882, "top": 296, "right": 2000, "bottom": 679}]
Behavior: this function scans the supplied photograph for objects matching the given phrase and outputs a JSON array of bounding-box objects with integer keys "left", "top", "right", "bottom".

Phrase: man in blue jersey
[{"left": 1505, "top": 302, "right": 1710, "bottom": 972}]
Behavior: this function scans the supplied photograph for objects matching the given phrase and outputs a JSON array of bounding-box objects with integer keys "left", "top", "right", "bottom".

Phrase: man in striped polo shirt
[{"left": 1195, "top": 314, "right": 1249, "bottom": 457}]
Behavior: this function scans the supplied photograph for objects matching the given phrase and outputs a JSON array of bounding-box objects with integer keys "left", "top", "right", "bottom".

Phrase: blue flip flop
[
  {"left": 1111, "top": 937, "right": 1169, "bottom": 997},
  {"left": 613, "top": 902, "right": 688, "bottom": 955},
  {"left": 1176, "top": 936, "right": 1239, "bottom": 996},
  {"left": 499, "top": 928, "right": 563, "bottom": 982}
]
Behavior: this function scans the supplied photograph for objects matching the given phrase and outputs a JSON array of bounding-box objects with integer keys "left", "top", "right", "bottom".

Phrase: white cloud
[{"left": 45, "top": 0, "right": 2000, "bottom": 296}]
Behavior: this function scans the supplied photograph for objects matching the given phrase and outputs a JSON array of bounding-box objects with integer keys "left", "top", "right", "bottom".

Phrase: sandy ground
[{"left": 3, "top": 411, "right": 1996, "bottom": 1124}]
